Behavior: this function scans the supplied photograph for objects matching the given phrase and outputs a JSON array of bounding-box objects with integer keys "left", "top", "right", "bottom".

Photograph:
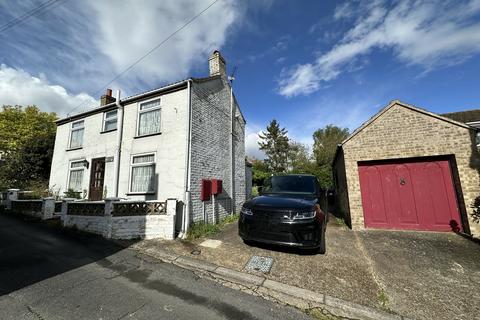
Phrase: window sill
[
  {"left": 134, "top": 132, "right": 162, "bottom": 139},
  {"left": 66, "top": 147, "right": 83, "bottom": 151},
  {"left": 100, "top": 129, "right": 117, "bottom": 134},
  {"left": 126, "top": 192, "right": 156, "bottom": 195}
]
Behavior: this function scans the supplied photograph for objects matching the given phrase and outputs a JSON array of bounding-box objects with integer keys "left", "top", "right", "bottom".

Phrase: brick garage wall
[
  {"left": 333, "top": 149, "right": 351, "bottom": 226},
  {"left": 339, "top": 103, "right": 480, "bottom": 236},
  {"left": 189, "top": 78, "right": 246, "bottom": 223}
]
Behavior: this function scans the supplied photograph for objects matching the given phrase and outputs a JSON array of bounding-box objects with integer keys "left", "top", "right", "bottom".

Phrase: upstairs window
[
  {"left": 68, "top": 160, "right": 84, "bottom": 191},
  {"left": 137, "top": 99, "right": 161, "bottom": 136},
  {"left": 130, "top": 154, "right": 155, "bottom": 193},
  {"left": 69, "top": 120, "right": 84, "bottom": 149},
  {"left": 103, "top": 110, "right": 117, "bottom": 132}
]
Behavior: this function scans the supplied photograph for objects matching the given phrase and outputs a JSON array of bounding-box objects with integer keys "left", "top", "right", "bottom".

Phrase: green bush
[
  {"left": 64, "top": 189, "right": 81, "bottom": 199},
  {"left": 187, "top": 213, "right": 239, "bottom": 240}
]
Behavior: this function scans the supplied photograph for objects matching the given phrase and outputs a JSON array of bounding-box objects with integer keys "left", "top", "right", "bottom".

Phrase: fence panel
[
  {"left": 67, "top": 202, "right": 105, "bottom": 216},
  {"left": 11, "top": 200, "right": 43, "bottom": 213},
  {"left": 112, "top": 201, "right": 167, "bottom": 216}
]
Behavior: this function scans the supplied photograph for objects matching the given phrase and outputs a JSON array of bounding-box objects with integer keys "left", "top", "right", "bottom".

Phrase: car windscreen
[{"left": 262, "top": 176, "right": 317, "bottom": 194}]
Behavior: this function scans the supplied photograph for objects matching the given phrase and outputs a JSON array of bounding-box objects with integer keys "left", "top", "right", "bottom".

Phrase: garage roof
[{"left": 341, "top": 100, "right": 474, "bottom": 146}]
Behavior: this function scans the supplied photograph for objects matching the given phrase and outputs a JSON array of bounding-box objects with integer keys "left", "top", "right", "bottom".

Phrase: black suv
[{"left": 239, "top": 174, "right": 326, "bottom": 254}]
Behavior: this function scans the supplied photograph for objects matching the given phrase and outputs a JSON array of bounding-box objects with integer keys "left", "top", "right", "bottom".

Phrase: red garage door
[{"left": 358, "top": 159, "right": 462, "bottom": 232}]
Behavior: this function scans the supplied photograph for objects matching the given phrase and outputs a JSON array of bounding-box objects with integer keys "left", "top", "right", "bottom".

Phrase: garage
[
  {"left": 333, "top": 100, "right": 480, "bottom": 236},
  {"left": 358, "top": 159, "right": 461, "bottom": 231}
]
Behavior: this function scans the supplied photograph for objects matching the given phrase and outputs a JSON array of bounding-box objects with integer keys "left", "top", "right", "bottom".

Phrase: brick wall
[
  {"left": 189, "top": 78, "right": 246, "bottom": 223},
  {"left": 334, "top": 102, "right": 480, "bottom": 236}
]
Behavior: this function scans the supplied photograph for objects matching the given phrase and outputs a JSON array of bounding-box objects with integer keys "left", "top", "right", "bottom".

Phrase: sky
[{"left": 1, "top": 0, "right": 480, "bottom": 159}]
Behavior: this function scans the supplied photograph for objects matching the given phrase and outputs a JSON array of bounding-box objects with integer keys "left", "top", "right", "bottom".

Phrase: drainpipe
[
  {"left": 180, "top": 80, "right": 193, "bottom": 238},
  {"left": 229, "top": 83, "right": 235, "bottom": 215},
  {"left": 113, "top": 90, "right": 123, "bottom": 198}
]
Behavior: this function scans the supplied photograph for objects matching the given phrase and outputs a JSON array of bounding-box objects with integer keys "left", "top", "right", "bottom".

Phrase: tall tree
[
  {"left": 0, "top": 106, "right": 57, "bottom": 190},
  {"left": 312, "top": 125, "right": 350, "bottom": 188},
  {"left": 313, "top": 125, "right": 350, "bottom": 166},
  {"left": 258, "top": 119, "right": 289, "bottom": 173},
  {"left": 287, "top": 141, "right": 311, "bottom": 173}
]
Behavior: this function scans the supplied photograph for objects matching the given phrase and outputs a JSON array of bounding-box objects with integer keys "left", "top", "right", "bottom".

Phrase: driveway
[
  {"left": 135, "top": 217, "right": 480, "bottom": 320},
  {"left": 0, "top": 213, "right": 310, "bottom": 320}
]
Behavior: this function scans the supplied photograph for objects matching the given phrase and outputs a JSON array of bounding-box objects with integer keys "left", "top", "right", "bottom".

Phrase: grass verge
[{"left": 187, "top": 213, "right": 239, "bottom": 240}]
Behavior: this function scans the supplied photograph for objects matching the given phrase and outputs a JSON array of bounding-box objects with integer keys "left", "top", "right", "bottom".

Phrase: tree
[
  {"left": 258, "top": 119, "right": 289, "bottom": 173},
  {"left": 251, "top": 159, "right": 271, "bottom": 186},
  {"left": 313, "top": 125, "right": 350, "bottom": 166},
  {"left": 287, "top": 141, "right": 311, "bottom": 173},
  {"left": 0, "top": 106, "right": 57, "bottom": 190},
  {"left": 312, "top": 125, "right": 350, "bottom": 188}
]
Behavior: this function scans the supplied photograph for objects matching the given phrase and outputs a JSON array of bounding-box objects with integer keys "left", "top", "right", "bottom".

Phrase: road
[{"left": 0, "top": 213, "right": 310, "bottom": 320}]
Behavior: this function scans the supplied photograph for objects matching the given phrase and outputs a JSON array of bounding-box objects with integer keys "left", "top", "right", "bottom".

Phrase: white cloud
[
  {"left": 278, "top": 0, "right": 480, "bottom": 97},
  {"left": 87, "top": 0, "right": 241, "bottom": 86},
  {"left": 0, "top": 65, "right": 96, "bottom": 115},
  {"left": 334, "top": 2, "right": 354, "bottom": 20},
  {"left": 0, "top": 0, "right": 244, "bottom": 110},
  {"left": 245, "top": 124, "right": 266, "bottom": 160}
]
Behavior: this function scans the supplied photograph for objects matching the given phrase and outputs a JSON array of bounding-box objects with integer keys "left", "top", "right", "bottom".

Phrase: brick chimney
[
  {"left": 208, "top": 50, "right": 226, "bottom": 78},
  {"left": 100, "top": 89, "right": 116, "bottom": 106}
]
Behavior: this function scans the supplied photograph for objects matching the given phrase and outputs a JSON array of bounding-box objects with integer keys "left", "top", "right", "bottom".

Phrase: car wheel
[
  {"left": 318, "top": 227, "right": 326, "bottom": 254},
  {"left": 243, "top": 239, "right": 254, "bottom": 246}
]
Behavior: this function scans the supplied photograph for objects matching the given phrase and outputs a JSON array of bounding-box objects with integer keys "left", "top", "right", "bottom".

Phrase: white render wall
[
  {"left": 49, "top": 111, "right": 117, "bottom": 197},
  {"left": 49, "top": 88, "right": 189, "bottom": 203},
  {"left": 110, "top": 215, "right": 175, "bottom": 240},
  {"left": 116, "top": 89, "right": 188, "bottom": 202}
]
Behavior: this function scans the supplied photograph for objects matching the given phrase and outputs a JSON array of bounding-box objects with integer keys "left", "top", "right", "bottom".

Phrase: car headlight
[
  {"left": 292, "top": 210, "right": 316, "bottom": 220},
  {"left": 241, "top": 207, "right": 253, "bottom": 216}
]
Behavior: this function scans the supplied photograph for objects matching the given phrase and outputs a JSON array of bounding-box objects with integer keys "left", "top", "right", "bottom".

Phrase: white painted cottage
[{"left": 49, "top": 51, "right": 246, "bottom": 234}]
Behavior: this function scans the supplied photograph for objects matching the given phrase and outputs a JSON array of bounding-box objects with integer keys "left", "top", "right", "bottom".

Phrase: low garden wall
[
  {"left": 0, "top": 189, "right": 61, "bottom": 220},
  {"left": 62, "top": 199, "right": 177, "bottom": 240}
]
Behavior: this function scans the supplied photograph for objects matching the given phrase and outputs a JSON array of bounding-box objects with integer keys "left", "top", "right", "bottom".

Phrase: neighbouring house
[
  {"left": 49, "top": 51, "right": 247, "bottom": 234},
  {"left": 333, "top": 100, "right": 480, "bottom": 237},
  {"left": 442, "top": 109, "right": 480, "bottom": 147}
]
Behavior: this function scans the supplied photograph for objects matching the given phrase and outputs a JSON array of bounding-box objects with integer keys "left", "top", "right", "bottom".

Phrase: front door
[{"left": 89, "top": 158, "right": 105, "bottom": 201}]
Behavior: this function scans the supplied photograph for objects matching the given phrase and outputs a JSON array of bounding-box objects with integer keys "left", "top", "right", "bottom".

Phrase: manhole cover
[{"left": 245, "top": 255, "right": 273, "bottom": 273}]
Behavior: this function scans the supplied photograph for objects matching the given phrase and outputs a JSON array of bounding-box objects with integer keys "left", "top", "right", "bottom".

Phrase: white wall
[
  {"left": 117, "top": 89, "right": 189, "bottom": 201},
  {"left": 49, "top": 112, "right": 117, "bottom": 198},
  {"left": 49, "top": 88, "right": 189, "bottom": 203}
]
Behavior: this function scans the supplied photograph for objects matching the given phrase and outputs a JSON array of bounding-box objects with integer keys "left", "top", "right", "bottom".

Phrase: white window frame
[
  {"left": 69, "top": 120, "right": 85, "bottom": 149},
  {"left": 136, "top": 97, "right": 162, "bottom": 137},
  {"left": 128, "top": 152, "right": 156, "bottom": 194},
  {"left": 102, "top": 109, "right": 118, "bottom": 132},
  {"left": 67, "top": 159, "right": 85, "bottom": 192}
]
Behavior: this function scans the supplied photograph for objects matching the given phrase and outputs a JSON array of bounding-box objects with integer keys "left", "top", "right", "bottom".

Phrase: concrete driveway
[{"left": 136, "top": 218, "right": 480, "bottom": 320}]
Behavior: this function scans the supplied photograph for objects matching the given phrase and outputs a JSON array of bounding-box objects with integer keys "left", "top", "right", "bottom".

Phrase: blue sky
[{"left": 1, "top": 0, "right": 480, "bottom": 158}]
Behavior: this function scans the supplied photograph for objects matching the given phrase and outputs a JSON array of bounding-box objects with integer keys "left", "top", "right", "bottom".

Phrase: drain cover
[{"left": 245, "top": 255, "right": 273, "bottom": 273}]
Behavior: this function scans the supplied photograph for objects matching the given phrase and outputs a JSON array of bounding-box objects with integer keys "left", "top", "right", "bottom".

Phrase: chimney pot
[{"left": 100, "top": 88, "right": 116, "bottom": 106}]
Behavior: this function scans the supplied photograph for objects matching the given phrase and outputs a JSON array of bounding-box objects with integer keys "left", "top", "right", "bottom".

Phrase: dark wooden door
[
  {"left": 359, "top": 159, "right": 461, "bottom": 232},
  {"left": 89, "top": 158, "right": 105, "bottom": 201}
]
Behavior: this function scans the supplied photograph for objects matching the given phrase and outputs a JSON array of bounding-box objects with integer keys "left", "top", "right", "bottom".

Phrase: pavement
[
  {"left": 0, "top": 213, "right": 311, "bottom": 320},
  {"left": 133, "top": 215, "right": 480, "bottom": 320}
]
